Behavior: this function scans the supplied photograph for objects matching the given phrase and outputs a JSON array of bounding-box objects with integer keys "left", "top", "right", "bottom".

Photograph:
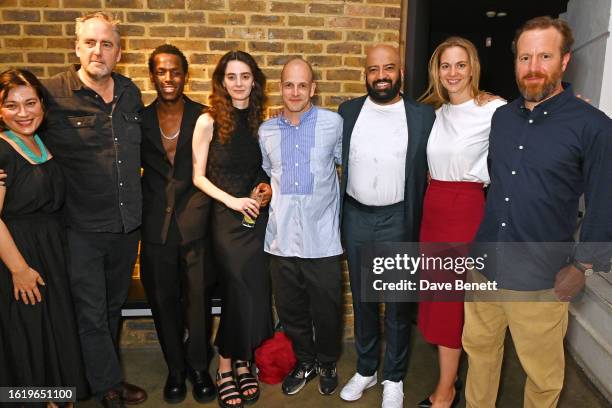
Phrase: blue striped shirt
[
  {"left": 259, "top": 106, "right": 343, "bottom": 258},
  {"left": 279, "top": 105, "right": 317, "bottom": 194}
]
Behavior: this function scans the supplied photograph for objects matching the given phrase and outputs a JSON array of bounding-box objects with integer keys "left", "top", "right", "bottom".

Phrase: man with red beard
[{"left": 463, "top": 17, "right": 612, "bottom": 408}]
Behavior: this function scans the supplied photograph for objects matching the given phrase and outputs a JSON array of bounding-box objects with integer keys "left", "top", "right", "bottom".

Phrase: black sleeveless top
[{"left": 206, "top": 108, "right": 265, "bottom": 198}]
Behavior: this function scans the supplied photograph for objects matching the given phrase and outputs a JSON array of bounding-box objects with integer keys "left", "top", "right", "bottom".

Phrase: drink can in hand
[{"left": 242, "top": 189, "right": 263, "bottom": 228}]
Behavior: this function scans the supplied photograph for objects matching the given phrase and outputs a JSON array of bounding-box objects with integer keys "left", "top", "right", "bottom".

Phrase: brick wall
[
  {"left": 0, "top": 0, "right": 402, "bottom": 110},
  {"left": 0, "top": 0, "right": 403, "bottom": 340}
]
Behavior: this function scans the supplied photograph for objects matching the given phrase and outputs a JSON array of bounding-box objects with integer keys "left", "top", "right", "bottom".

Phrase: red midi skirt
[{"left": 417, "top": 179, "right": 485, "bottom": 349}]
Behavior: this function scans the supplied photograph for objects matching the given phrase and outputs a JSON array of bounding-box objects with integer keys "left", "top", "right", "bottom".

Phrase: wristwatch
[{"left": 573, "top": 261, "right": 594, "bottom": 277}]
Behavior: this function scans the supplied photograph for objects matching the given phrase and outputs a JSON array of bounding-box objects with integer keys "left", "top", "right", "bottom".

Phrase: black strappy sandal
[
  {"left": 216, "top": 370, "right": 243, "bottom": 408},
  {"left": 234, "top": 361, "right": 260, "bottom": 404}
]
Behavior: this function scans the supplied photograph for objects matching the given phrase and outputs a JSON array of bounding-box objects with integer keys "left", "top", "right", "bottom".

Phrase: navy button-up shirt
[{"left": 475, "top": 84, "right": 612, "bottom": 290}]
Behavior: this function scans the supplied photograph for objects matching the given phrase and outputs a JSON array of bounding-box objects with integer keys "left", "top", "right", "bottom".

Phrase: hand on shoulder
[
  {"left": 575, "top": 94, "right": 592, "bottom": 104},
  {"left": 475, "top": 91, "right": 506, "bottom": 106}
]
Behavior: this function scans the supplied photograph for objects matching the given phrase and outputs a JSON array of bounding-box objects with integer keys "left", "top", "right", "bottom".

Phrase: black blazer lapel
[
  {"left": 176, "top": 96, "right": 203, "bottom": 152},
  {"left": 142, "top": 100, "right": 165, "bottom": 155},
  {"left": 341, "top": 96, "right": 367, "bottom": 171},
  {"left": 404, "top": 95, "right": 423, "bottom": 180},
  {"left": 338, "top": 96, "right": 367, "bottom": 222}
]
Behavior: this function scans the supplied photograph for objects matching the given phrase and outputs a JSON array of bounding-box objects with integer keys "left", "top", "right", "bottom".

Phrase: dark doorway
[{"left": 405, "top": 0, "right": 570, "bottom": 101}]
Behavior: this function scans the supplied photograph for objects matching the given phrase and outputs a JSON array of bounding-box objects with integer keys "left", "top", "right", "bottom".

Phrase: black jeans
[
  {"left": 270, "top": 255, "right": 343, "bottom": 364},
  {"left": 140, "top": 220, "right": 214, "bottom": 376},
  {"left": 342, "top": 198, "right": 415, "bottom": 382},
  {"left": 66, "top": 229, "right": 139, "bottom": 397}
]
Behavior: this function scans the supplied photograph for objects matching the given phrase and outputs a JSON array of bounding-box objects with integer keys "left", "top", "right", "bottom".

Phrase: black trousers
[
  {"left": 140, "top": 220, "right": 213, "bottom": 376},
  {"left": 342, "top": 198, "right": 415, "bottom": 382},
  {"left": 66, "top": 229, "right": 139, "bottom": 397},
  {"left": 270, "top": 255, "right": 343, "bottom": 364}
]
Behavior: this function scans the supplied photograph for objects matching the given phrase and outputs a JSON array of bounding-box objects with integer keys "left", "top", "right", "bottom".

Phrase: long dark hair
[
  {"left": 0, "top": 69, "right": 46, "bottom": 130},
  {"left": 209, "top": 51, "right": 266, "bottom": 144}
]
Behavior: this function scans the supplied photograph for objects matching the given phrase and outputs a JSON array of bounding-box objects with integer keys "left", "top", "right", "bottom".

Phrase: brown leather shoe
[
  {"left": 102, "top": 389, "right": 125, "bottom": 408},
  {"left": 120, "top": 382, "right": 147, "bottom": 405}
]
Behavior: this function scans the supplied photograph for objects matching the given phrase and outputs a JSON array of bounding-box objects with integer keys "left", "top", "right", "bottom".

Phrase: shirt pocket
[
  {"left": 66, "top": 115, "right": 96, "bottom": 128},
  {"left": 63, "top": 115, "right": 98, "bottom": 147},
  {"left": 121, "top": 112, "right": 142, "bottom": 144}
]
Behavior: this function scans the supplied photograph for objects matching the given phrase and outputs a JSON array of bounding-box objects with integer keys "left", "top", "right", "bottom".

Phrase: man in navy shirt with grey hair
[{"left": 463, "top": 16, "right": 612, "bottom": 408}]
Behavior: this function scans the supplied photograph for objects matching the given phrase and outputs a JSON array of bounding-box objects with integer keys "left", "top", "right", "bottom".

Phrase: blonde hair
[
  {"left": 419, "top": 36, "right": 481, "bottom": 109},
  {"left": 75, "top": 11, "right": 121, "bottom": 40}
]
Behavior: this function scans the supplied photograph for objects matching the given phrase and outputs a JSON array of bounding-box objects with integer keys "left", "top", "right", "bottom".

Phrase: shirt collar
[
  {"left": 515, "top": 82, "right": 574, "bottom": 114},
  {"left": 279, "top": 104, "right": 316, "bottom": 128}
]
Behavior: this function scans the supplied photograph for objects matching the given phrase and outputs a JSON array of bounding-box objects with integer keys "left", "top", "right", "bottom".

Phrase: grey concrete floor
[{"left": 78, "top": 329, "right": 610, "bottom": 408}]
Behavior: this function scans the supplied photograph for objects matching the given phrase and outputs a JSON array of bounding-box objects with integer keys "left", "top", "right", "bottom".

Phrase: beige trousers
[{"left": 462, "top": 272, "right": 569, "bottom": 408}]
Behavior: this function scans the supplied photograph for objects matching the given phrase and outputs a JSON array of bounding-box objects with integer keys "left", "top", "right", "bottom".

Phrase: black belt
[{"left": 345, "top": 195, "right": 404, "bottom": 213}]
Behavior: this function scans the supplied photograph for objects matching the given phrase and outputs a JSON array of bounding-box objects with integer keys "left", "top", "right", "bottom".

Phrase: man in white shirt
[{"left": 338, "top": 45, "right": 436, "bottom": 408}]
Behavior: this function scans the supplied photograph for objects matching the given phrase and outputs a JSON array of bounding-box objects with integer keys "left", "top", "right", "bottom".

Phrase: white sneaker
[
  {"left": 339, "top": 371, "right": 377, "bottom": 402},
  {"left": 381, "top": 380, "right": 404, "bottom": 408}
]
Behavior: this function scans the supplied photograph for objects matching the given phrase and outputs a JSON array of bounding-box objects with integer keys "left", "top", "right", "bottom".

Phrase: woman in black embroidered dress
[{"left": 0, "top": 69, "right": 87, "bottom": 407}]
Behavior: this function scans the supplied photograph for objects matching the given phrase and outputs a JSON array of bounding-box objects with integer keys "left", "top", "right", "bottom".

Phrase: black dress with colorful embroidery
[{"left": 0, "top": 139, "right": 87, "bottom": 397}]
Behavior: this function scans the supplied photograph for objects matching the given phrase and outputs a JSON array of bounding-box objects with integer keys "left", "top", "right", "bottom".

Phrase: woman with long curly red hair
[{"left": 193, "top": 51, "right": 273, "bottom": 408}]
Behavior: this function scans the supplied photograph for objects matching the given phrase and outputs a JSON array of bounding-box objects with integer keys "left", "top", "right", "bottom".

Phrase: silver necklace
[{"left": 160, "top": 126, "right": 180, "bottom": 140}]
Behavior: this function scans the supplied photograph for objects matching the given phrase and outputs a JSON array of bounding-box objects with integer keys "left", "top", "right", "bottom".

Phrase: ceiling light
[
  {"left": 497, "top": 11, "right": 508, "bottom": 17},
  {"left": 486, "top": 10, "right": 497, "bottom": 18}
]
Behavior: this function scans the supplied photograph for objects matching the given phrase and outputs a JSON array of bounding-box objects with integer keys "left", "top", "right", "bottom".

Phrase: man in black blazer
[
  {"left": 338, "top": 45, "right": 435, "bottom": 407},
  {"left": 140, "top": 44, "right": 215, "bottom": 404}
]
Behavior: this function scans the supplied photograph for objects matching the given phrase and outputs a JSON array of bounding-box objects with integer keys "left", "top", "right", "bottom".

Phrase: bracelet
[{"left": 573, "top": 261, "right": 594, "bottom": 277}]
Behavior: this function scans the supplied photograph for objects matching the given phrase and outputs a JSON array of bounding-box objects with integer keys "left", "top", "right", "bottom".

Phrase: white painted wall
[
  {"left": 600, "top": 7, "right": 612, "bottom": 115},
  {"left": 562, "top": 0, "right": 611, "bottom": 110},
  {"left": 561, "top": 0, "right": 612, "bottom": 402}
]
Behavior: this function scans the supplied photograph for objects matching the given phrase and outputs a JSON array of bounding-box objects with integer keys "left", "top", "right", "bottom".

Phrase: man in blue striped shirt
[{"left": 258, "top": 57, "right": 344, "bottom": 397}]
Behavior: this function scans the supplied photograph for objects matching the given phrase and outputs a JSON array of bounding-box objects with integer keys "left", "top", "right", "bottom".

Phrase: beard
[
  {"left": 366, "top": 78, "right": 402, "bottom": 103},
  {"left": 517, "top": 68, "right": 562, "bottom": 103},
  {"left": 84, "top": 61, "right": 111, "bottom": 80}
]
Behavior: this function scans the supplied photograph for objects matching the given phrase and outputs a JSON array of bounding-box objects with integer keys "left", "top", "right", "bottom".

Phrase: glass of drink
[{"left": 242, "top": 189, "right": 264, "bottom": 228}]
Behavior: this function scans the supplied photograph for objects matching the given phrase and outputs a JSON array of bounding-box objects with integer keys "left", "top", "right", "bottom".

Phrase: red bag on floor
[{"left": 254, "top": 331, "right": 297, "bottom": 384}]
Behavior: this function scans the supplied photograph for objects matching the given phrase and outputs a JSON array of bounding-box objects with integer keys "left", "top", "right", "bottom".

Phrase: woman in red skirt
[{"left": 417, "top": 37, "right": 506, "bottom": 408}]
